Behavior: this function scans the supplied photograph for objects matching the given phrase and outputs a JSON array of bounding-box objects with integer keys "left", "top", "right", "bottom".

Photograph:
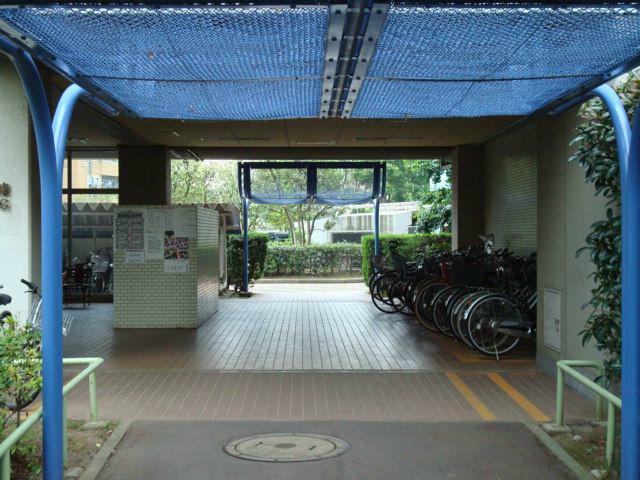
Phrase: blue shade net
[
  {"left": 315, "top": 167, "right": 376, "bottom": 205},
  {"left": 247, "top": 166, "right": 309, "bottom": 205},
  {"left": 244, "top": 164, "right": 380, "bottom": 205},
  {"left": 0, "top": 6, "right": 328, "bottom": 120},
  {"left": 353, "top": 4, "right": 640, "bottom": 118}
]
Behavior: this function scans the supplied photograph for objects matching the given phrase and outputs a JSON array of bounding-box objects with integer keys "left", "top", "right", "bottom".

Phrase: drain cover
[{"left": 223, "top": 433, "right": 350, "bottom": 462}]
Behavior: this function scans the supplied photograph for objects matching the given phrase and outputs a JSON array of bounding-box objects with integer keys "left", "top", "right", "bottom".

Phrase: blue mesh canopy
[
  {"left": 0, "top": 5, "right": 327, "bottom": 119},
  {"left": 353, "top": 4, "right": 640, "bottom": 118},
  {"left": 1, "top": 3, "right": 640, "bottom": 120}
]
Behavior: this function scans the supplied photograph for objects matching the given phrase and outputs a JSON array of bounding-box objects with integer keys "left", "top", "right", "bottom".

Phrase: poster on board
[
  {"left": 145, "top": 233, "right": 164, "bottom": 261},
  {"left": 163, "top": 231, "right": 189, "bottom": 273},
  {"left": 115, "top": 210, "right": 145, "bottom": 250},
  {"left": 115, "top": 209, "right": 145, "bottom": 263},
  {"left": 145, "top": 209, "right": 166, "bottom": 234}
]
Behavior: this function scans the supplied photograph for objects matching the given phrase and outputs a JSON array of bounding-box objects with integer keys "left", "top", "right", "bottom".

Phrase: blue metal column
[
  {"left": 0, "top": 38, "right": 64, "bottom": 479},
  {"left": 52, "top": 84, "right": 85, "bottom": 180},
  {"left": 593, "top": 84, "right": 635, "bottom": 479},
  {"left": 242, "top": 197, "right": 250, "bottom": 292},
  {"left": 623, "top": 103, "right": 640, "bottom": 480},
  {"left": 373, "top": 198, "right": 380, "bottom": 257}
]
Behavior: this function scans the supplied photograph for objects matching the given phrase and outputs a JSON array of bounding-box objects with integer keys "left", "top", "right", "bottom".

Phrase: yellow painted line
[
  {"left": 487, "top": 372, "right": 550, "bottom": 422},
  {"left": 446, "top": 372, "right": 496, "bottom": 421}
]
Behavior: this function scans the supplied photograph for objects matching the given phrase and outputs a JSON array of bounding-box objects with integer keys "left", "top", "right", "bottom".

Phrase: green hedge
[
  {"left": 265, "top": 243, "right": 362, "bottom": 277},
  {"left": 361, "top": 233, "right": 452, "bottom": 281},
  {"left": 227, "top": 232, "right": 269, "bottom": 289}
]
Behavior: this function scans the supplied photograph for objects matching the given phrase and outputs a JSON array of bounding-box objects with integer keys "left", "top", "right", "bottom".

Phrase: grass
[
  {"left": 3, "top": 418, "right": 117, "bottom": 480},
  {"left": 553, "top": 421, "right": 620, "bottom": 479}
]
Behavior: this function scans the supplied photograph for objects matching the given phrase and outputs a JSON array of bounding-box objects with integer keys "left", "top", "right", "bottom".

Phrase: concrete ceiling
[{"left": 61, "top": 77, "right": 521, "bottom": 155}]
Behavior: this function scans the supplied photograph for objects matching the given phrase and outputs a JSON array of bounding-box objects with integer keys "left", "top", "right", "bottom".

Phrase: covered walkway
[{"left": 62, "top": 284, "right": 591, "bottom": 423}]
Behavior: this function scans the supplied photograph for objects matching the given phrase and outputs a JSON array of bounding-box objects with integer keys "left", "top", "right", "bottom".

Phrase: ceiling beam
[{"left": 188, "top": 146, "right": 452, "bottom": 160}]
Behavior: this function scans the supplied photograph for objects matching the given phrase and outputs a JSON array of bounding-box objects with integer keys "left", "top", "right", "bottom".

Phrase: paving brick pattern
[{"left": 62, "top": 284, "right": 593, "bottom": 423}]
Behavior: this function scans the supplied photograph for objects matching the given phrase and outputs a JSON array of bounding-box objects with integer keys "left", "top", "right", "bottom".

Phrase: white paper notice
[
  {"left": 124, "top": 250, "right": 145, "bottom": 264},
  {"left": 145, "top": 233, "right": 164, "bottom": 261},
  {"left": 163, "top": 259, "right": 189, "bottom": 273},
  {"left": 146, "top": 210, "right": 166, "bottom": 234}
]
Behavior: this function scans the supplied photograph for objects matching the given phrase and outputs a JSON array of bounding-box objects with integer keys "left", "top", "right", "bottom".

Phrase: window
[{"left": 62, "top": 151, "right": 119, "bottom": 297}]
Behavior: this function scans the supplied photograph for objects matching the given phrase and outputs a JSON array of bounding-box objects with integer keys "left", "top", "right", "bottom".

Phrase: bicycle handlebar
[{"left": 21, "top": 279, "right": 37, "bottom": 291}]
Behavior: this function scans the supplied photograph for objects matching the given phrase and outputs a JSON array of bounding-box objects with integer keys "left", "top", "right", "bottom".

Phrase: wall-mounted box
[{"left": 544, "top": 288, "right": 561, "bottom": 352}]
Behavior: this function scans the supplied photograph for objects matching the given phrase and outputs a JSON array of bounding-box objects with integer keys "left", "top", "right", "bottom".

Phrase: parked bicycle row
[{"left": 368, "top": 236, "right": 536, "bottom": 359}]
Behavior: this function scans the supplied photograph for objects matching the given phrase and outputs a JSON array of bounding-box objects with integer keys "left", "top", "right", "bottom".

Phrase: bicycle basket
[
  {"left": 27, "top": 300, "right": 73, "bottom": 337},
  {"left": 391, "top": 252, "right": 407, "bottom": 271},
  {"left": 442, "top": 262, "right": 487, "bottom": 285}
]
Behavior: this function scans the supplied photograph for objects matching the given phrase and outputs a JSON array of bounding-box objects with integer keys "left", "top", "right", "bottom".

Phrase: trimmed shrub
[
  {"left": 361, "top": 233, "right": 451, "bottom": 281},
  {"left": 227, "top": 232, "right": 269, "bottom": 289},
  {"left": 265, "top": 243, "right": 362, "bottom": 277}
]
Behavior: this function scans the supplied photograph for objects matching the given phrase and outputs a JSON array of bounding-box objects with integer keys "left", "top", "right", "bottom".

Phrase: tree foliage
[
  {"left": 415, "top": 188, "right": 452, "bottom": 233},
  {"left": 570, "top": 74, "right": 640, "bottom": 382},
  {"left": 170, "top": 158, "right": 452, "bottom": 238}
]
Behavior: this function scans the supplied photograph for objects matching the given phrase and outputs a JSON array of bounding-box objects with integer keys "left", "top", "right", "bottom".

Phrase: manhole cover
[{"left": 223, "top": 433, "right": 350, "bottom": 462}]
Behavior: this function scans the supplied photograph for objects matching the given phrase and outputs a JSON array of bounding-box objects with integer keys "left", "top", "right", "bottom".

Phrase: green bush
[
  {"left": 227, "top": 232, "right": 269, "bottom": 289},
  {"left": 265, "top": 243, "right": 362, "bottom": 277},
  {"left": 361, "top": 233, "right": 451, "bottom": 281},
  {"left": 1, "top": 314, "right": 42, "bottom": 477}
]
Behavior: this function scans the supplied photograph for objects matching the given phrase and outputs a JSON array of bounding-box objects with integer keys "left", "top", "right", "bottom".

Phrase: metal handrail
[
  {"left": 553, "top": 359, "right": 621, "bottom": 469},
  {"left": 0, "top": 357, "right": 104, "bottom": 479}
]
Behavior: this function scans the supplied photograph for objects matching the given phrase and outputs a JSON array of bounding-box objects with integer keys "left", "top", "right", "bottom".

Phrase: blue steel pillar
[
  {"left": 623, "top": 102, "right": 640, "bottom": 480},
  {"left": 593, "top": 84, "right": 635, "bottom": 480},
  {"left": 0, "top": 38, "right": 68, "bottom": 480},
  {"left": 0, "top": 39, "right": 86, "bottom": 480},
  {"left": 242, "top": 197, "right": 249, "bottom": 292},
  {"left": 373, "top": 198, "right": 380, "bottom": 257}
]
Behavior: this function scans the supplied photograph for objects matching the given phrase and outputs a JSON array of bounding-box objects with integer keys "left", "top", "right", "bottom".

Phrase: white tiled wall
[{"left": 113, "top": 205, "right": 219, "bottom": 328}]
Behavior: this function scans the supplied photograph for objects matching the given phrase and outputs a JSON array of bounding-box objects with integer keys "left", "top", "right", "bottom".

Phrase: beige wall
[
  {"left": 451, "top": 146, "right": 484, "bottom": 249},
  {"left": 0, "top": 58, "right": 35, "bottom": 320},
  {"left": 536, "top": 107, "right": 606, "bottom": 372},
  {"left": 479, "top": 107, "right": 607, "bottom": 379}
]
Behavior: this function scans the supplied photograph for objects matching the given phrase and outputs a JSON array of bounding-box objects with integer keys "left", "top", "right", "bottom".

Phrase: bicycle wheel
[
  {"left": 432, "top": 286, "right": 459, "bottom": 338},
  {"left": 466, "top": 295, "right": 521, "bottom": 356},
  {"left": 414, "top": 281, "right": 448, "bottom": 332},
  {"left": 371, "top": 274, "right": 401, "bottom": 314},
  {"left": 453, "top": 291, "right": 486, "bottom": 347},
  {"left": 445, "top": 287, "right": 471, "bottom": 339},
  {"left": 389, "top": 277, "right": 410, "bottom": 314}
]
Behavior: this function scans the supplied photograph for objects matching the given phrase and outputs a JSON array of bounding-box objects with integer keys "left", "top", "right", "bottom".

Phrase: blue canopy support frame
[
  {"left": 0, "top": 2, "right": 640, "bottom": 478},
  {"left": 237, "top": 161, "right": 386, "bottom": 292},
  {"left": 0, "top": 37, "right": 88, "bottom": 480},
  {"left": 592, "top": 84, "right": 640, "bottom": 480}
]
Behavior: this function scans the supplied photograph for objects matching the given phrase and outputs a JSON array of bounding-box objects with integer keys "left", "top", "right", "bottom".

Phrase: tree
[
  {"left": 415, "top": 188, "right": 452, "bottom": 233},
  {"left": 171, "top": 159, "right": 217, "bottom": 204}
]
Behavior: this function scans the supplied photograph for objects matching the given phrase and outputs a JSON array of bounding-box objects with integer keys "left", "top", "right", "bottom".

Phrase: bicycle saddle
[{"left": 0, "top": 293, "right": 11, "bottom": 306}]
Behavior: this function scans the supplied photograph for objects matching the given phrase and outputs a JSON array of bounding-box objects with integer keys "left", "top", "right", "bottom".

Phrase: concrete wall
[
  {"left": 118, "top": 146, "right": 170, "bottom": 206},
  {"left": 536, "top": 107, "right": 606, "bottom": 372},
  {"left": 479, "top": 107, "right": 606, "bottom": 378},
  {"left": 451, "top": 146, "right": 484, "bottom": 249},
  {"left": 0, "top": 58, "right": 35, "bottom": 320}
]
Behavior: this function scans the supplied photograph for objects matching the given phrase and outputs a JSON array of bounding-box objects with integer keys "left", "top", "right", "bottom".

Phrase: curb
[{"left": 79, "top": 421, "right": 131, "bottom": 480}]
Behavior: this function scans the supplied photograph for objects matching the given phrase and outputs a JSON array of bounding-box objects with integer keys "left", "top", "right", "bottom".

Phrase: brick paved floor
[{"left": 62, "top": 283, "right": 593, "bottom": 423}]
